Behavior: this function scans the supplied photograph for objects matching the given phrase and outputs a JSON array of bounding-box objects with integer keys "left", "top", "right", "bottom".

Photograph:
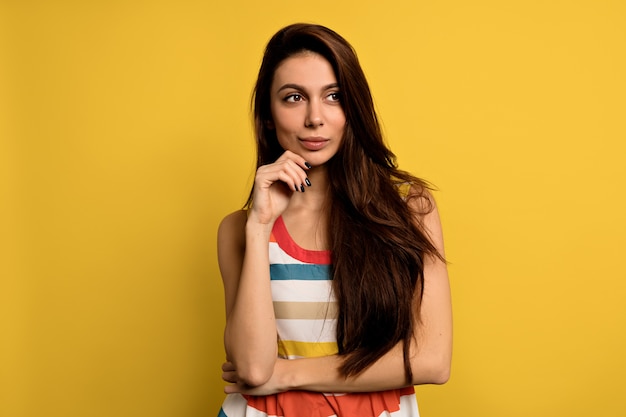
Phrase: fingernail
[
  {"left": 294, "top": 185, "right": 299, "bottom": 192},
  {"left": 305, "top": 178, "right": 311, "bottom": 187},
  {"left": 300, "top": 184, "right": 305, "bottom": 192},
  {"left": 304, "top": 162, "right": 312, "bottom": 169}
]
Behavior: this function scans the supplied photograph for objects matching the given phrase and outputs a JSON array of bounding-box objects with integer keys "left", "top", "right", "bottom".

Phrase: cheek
[
  {"left": 271, "top": 108, "right": 297, "bottom": 132},
  {"left": 332, "top": 113, "right": 347, "bottom": 135},
  {"left": 331, "top": 107, "right": 346, "bottom": 125},
  {"left": 272, "top": 117, "right": 292, "bottom": 148}
]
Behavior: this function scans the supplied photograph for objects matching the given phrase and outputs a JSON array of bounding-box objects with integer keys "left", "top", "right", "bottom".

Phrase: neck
[{"left": 281, "top": 164, "right": 331, "bottom": 251}]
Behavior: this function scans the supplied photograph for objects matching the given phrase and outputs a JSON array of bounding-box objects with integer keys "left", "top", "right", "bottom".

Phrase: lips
[{"left": 299, "top": 136, "right": 330, "bottom": 151}]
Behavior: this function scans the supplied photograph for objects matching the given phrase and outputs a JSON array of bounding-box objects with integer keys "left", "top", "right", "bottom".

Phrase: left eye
[{"left": 327, "top": 92, "right": 341, "bottom": 102}]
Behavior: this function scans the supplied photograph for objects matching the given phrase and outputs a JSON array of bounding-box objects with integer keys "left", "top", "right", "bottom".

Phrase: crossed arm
[{"left": 218, "top": 200, "right": 452, "bottom": 395}]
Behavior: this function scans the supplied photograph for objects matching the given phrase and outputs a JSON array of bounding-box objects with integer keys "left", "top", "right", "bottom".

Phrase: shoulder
[
  {"left": 219, "top": 209, "right": 248, "bottom": 231},
  {"left": 217, "top": 210, "right": 248, "bottom": 252},
  {"left": 406, "top": 186, "right": 445, "bottom": 254},
  {"left": 406, "top": 184, "right": 436, "bottom": 215},
  {"left": 392, "top": 178, "right": 435, "bottom": 215}
]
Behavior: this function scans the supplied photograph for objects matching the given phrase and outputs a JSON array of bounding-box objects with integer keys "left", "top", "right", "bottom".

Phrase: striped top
[
  {"left": 218, "top": 216, "right": 419, "bottom": 417},
  {"left": 270, "top": 215, "right": 337, "bottom": 360}
]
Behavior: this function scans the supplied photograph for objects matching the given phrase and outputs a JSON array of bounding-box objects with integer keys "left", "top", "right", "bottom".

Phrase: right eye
[{"left": 284, "top": 94, "right": 304, "bottom": 103}]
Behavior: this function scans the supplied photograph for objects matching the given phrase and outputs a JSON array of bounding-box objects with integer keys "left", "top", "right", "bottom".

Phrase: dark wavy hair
[{"left": 247, "top": 23, "right": 442, "bottom": 384}]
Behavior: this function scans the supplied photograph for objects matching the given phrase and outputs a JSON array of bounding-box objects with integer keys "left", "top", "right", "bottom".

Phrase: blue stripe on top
[{"left": 270, "top": 264, "right": 332, "bottom": 281}]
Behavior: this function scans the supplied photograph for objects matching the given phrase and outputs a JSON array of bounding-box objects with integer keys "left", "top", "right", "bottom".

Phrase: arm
[
  {"left": 219, "top": 210, "right": 277, "bottom": 387},
  {"left": 219, "top": 152, "right": 312, "bottom": 387},
  {"left": 223, "top": 199, "right": 452, "bottom": 394}
]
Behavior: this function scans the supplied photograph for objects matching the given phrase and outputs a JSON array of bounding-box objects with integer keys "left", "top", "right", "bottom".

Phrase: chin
[{"left": 304, "top": 153, "right": 336, "bottom": 167}]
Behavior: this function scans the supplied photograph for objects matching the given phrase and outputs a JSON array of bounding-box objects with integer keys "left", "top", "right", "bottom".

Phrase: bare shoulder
[
  {"left": 406, "top": 185, "right": 445, "bottom": 254},
  {"left": 218, "top": 209, "right": 248, "bottom": 244},
  {"left": 405, "top": 184, "right": 437, "bottom": 217},
  {"left": 217, "top": 209, "right": 248, "bottom": 275}
]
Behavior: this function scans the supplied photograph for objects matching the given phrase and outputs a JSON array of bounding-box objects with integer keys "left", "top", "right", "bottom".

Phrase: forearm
[
  {"left": 224, "top": 221, "right": 277, "bottom": 386},
  {"left": 284, "top": 337, "right": 450, "bottom": 393},
  {"left": 224, "top": 334, "right": 450, "bottom": 396},
  {"left": 286, "top": 347, "right": 406, "bottom": 393}
]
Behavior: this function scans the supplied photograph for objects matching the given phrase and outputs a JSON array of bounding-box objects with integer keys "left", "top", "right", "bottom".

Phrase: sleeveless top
[{"left": 218, "top": 216, "right": 420, "bottom": 417}]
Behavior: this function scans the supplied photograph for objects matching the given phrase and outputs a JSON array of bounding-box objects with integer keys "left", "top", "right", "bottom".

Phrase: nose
[{"left": 305, "top": 101, "right": 324, "bottom": 128}]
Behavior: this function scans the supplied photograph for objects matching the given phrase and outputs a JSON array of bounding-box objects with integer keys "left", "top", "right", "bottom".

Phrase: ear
[{"left": 265, "top": 119, "right": 275, "bottom": 130}]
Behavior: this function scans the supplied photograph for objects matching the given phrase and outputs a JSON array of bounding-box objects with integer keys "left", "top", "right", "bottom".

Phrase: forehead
[{"left": 271, "top": 52, "right": 337, "bottom": 88}]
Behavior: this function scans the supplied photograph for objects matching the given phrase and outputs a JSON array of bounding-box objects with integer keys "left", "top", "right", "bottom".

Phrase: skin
[
  {"left": 218, "top": 52, "right": 452, "bottom": 395},
  {"left": 270, "top": 51, "right": 345, "bottom": 171}
]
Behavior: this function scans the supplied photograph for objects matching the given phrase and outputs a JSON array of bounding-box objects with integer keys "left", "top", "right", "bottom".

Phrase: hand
[
  {"left": 249, "top": 151, "right": 311, "bottom": 225},
  {"left": 221, "top": 359, "right": 291, "bottom": 396}
]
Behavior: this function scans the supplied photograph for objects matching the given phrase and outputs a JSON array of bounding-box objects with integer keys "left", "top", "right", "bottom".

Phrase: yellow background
[{"left": 1, "top": 0, "right": 625, "bottom": 416}]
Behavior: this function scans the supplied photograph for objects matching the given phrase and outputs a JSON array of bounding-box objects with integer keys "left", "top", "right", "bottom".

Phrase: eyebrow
[{"left": 276, "top": 83, "right": 340, "bottom": 92}]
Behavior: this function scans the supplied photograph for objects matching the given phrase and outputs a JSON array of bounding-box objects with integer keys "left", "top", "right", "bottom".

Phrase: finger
[
  {"left": 276, "top": 150, "right": 312, "bottom": 171},
  {"left": 221, "top": 362, "right": 235, "bottom": 372},
  {"left": 224, "top": 383, "right": 242, "bottom": 394},
  {"left": 224, "top": 381, "right": 259, "bottom": 396},
  {"left": 222, "top": 370, "right": 238, "bottom": 383},
  {"left": 276, "top": 164, "right": 307, "bottom": 192},
  {"left": 259, "top": 160, "right": 309, "bottom": 192},
  {"left": 278, "top": 159, "right": 311, "bottom": 191}
]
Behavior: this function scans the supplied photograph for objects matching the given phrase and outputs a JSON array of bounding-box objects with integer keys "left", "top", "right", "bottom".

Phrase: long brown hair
[{"left": 247, "top": 23, "right": 442, "bottom": 384}]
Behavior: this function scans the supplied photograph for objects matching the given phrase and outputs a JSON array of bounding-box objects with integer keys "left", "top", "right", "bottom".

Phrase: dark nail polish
[
  {"left": 294, "top": 185, "right": 299, "bottom": 192},
  {"left": 300, "top": 184, "right": 305, "bottom": 192},
  {"left": 305, "top": 178, "right": 311, "bottom": 187},
  {"left": 304, "top": 162, "right": 312, "bottom": 169}
]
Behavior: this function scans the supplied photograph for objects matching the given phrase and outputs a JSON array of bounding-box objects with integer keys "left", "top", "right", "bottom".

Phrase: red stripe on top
[{"left": 271, "top": 216, "right": 332, "bottom": 265}]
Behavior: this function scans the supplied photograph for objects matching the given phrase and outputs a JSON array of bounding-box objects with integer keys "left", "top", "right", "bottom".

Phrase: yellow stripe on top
[{"left": 277, "top": 339, "right": 339, "bottom": 358}]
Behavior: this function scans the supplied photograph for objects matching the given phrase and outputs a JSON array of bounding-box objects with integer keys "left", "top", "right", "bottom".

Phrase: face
[{"left": 269, "top": 52, "right": 346, "bottom": 166}]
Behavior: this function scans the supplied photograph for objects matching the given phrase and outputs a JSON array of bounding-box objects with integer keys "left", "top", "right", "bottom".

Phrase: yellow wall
[{"left": 2, "top": 1, "right": 625, "bottom": 416}]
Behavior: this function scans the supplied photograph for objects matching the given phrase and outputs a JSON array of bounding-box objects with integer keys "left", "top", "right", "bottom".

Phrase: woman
[{"left": 218, "top": 23, "right": 452, "bottom": 417}]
